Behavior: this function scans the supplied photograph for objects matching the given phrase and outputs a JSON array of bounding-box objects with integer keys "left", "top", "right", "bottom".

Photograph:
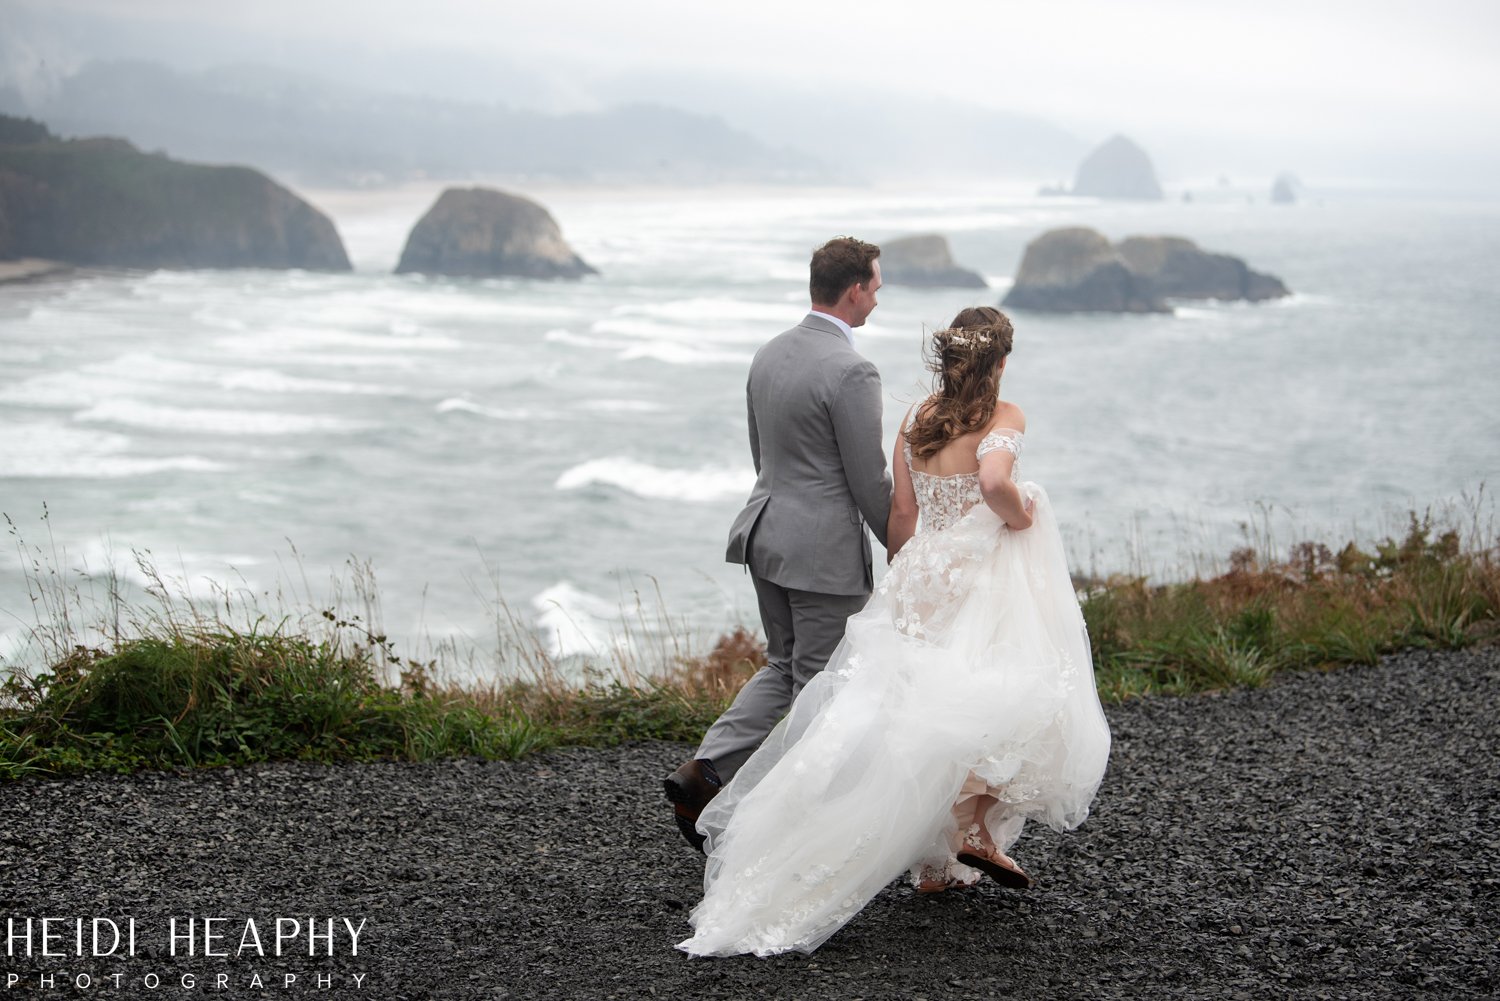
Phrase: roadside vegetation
[{"left": 2, "top": 506, "right": 1495, "bottom": 782}]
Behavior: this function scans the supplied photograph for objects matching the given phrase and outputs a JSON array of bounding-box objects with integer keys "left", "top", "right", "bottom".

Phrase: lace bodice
[{"left": 903, "top": 428, "right": 1024, "bottom": 534}]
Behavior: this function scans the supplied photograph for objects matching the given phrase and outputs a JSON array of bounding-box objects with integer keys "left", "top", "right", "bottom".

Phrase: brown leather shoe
[{"left": 664, "top": 758, "right": 722, "bottom": 854}]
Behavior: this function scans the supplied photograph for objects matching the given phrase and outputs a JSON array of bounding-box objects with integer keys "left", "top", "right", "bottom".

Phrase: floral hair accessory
[{"left": 942, "top": 326, "right": 994, "bottom": 348}]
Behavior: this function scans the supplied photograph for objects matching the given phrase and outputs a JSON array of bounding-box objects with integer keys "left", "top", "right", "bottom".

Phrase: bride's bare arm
[
  {"left": 886, "top": 412, "right": 918, "bottom": 560},
  {"left": 980, "top": 456, "right": 1031, "bottom": 529},
  {"left": 978, "top": 409, "right": 1032, "bottom": 530}
]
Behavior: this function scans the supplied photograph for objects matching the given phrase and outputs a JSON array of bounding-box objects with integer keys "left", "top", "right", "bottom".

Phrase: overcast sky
[{"left": 6, "top": 0, "right": 1499, "bottom": 183}]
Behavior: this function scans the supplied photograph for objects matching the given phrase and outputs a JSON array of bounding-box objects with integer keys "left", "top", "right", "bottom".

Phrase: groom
[{"left": 665, "top": 236, "right": 893, "bottom": 852}]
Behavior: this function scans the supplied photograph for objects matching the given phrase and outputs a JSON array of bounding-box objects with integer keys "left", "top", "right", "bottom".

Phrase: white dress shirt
[{"left": 808, "top": 310, "right": 855, "bottom": 346}]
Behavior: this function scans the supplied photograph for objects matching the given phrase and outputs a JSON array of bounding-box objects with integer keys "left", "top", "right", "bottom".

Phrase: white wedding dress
[{"left": 677, "top": 427, "right": 1112, "bottom": 958}]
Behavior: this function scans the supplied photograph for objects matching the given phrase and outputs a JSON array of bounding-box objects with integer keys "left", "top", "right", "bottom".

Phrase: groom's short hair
[{"left": 809, "top": 237, "right": 880, "bottom": 306}]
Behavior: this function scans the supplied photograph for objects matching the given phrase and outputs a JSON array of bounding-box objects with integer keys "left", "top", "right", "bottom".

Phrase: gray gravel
[{"left": 2, "top": 646, "right": 1496, "bottom": 1000}]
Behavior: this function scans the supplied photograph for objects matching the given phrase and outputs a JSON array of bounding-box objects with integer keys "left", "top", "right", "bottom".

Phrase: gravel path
[{"left": 3, "top": 646, "right": 1496, "bottom": 1000}]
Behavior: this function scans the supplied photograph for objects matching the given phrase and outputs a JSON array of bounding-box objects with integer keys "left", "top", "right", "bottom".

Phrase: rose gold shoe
[
  {"left": 915, "top": 862, "right": 980, "bottom": 895},
  {"left": 957, "top": 830, "right": 1033, "bottom": 890}
]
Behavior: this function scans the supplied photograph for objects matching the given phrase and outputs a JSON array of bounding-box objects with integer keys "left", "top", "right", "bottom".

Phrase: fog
[{"left": 3, "top": 0, "right": 1499, "bottom": 187}]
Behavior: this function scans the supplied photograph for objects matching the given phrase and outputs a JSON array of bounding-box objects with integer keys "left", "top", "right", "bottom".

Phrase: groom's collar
[{"left": 806, "top": 310, "right": 855, "bottom": 345}]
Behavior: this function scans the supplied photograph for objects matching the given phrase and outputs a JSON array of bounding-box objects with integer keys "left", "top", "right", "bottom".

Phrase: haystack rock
[
  {"left": 1071, "top": 135, "right": 1164, "bottom": 200},
  {"left": 1270, "top": 172, "right": 1300, "bottom": 204},
  {"left": 0, "top": 114, "right": 350, "bottom": 271},
  {"left": 1002, "top": 227, "right": 1166, "bottom": 313},
  {"left": 879, "top": 234, "right": 986, "bottom": 288},
  {"left": 1002, "top": 227, "right": 1290, "bottom": 312},
  {"left": 396, "top": 187, "right": 596, "bottom": 279},
  {"left": 1118, "top": 236, "right": 1289, "bottom": 302}
]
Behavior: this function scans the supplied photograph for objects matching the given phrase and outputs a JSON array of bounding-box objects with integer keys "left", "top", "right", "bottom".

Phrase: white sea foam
[
  {"left": 619, "top": 342, "right": 754, "bottom": 366},
  {"left": 0, "top": 423, "right": 225, "bottom": 479},
  {"left": 592, "top": 315, "right": 765, "bottom": 347},
  {"left": 531, "top": 582, "right": 620, "bottom": 659},
  {"left": 0, "top": 351, "right": 394, "bottom": 413},
  {"left": 435, "top": 399, "right": 534, "bottom": 421},
  {"left": 296, "top": 293, "right": 534, "bottom": 332},
  {"left": 555, "top": 457, "right": 753, "bottom": 501},
  {"left": 375, "top": 286, "right": 576, "bottom": 322},
  {"left": 3, "top": 453, "right": 224, "bottom": 479},
  {"left": 0, "top": 370, "right": 131, "bottom": 408},
  {"left": 99, "top": 352, "right": 221, "bottom": 383},
  {"left": 851, "top": 319, "right": 912, "bottom": 341},
  {"left": 0, "top": 353, "right": 222, "bottom": 408},
  {"left": 297, "top": 301, "right": 408, "bottom": 330},
  {"left": 216, "top": 325, "right": 461, "bottom": 358},
  {"left": 220, "top": 369, "right": 399, "bottom": 395},
  {"left": 615, "top": 297, "right": 792, "bottom": 324},
  {"left": 591, "top": 317, "right": 696, "bottom": 341},
  {"left": 1272, "top": 292, "right": 1321, "bottom": 308},
  {"left": 193, "top": 308, "right": 249, "bottom": 331},
  {"left": 75, "top": 399, "right": 366, "bottom": 436},
  {"left": 582, "top": 399, "right": 665, "bottom": 414},
  {"left": 544, "top": 329, "right": 626, "bottom": 350},
  {"left": 1172, "top": 307, "right": 1220, "bottom": 321},
  {"left": 191, "top": 290, "right": 486, "bottom": 337},
  {"left": 227, "top": 351, "right": 418, "bottom": 371},
  {"left": 548, "top": 327, "right": 747, "bottom": 365},
  {"left": 64, "top": 538, "right": 258, "bottom": 599}
]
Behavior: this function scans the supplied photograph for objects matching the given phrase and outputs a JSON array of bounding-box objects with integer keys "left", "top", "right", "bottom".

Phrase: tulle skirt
[{"left": 677, "top": 483, "right": 1111, "bottom": 958}]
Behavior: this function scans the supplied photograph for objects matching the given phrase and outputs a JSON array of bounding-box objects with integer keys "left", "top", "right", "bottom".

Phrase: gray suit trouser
[{"left": 695, "top": 572, "right": 868, "bottom": 782}]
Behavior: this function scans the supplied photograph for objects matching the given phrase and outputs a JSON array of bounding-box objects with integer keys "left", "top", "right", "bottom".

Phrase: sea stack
[
  {"left": 1117, "top": 236, "right": 1289, "bottom": 302},
  {"left": 395, "top": 187, "right": 597, "bottom": 279},
  {"left": 878, "top": 234, "right": 986, "bottom": 288},
  {"left": 1003, "top": 227, "right": 1289, "bottom": 312},
  {"left": 0, "top": 114, "right": 350, "bottom": 271},
  {"left": 1002, "top": 227, "right": 1166, "bottom": 313},
  {"left": 1271, "top": 172, "right": 1300, "bottom": 204},
  {"left": 1071, "top": 135, "right": 1165, "bottom": 201}
]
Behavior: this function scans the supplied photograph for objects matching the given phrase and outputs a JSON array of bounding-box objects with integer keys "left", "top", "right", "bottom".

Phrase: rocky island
[
  {"left": 1041, "top": 134, "right": 1165, "bottom": 201},
  {"left": 1002, "top": 227, "right": 1289, "bottom": 313},
  {"left": 395, "top": 187, "right": 597, "bottom": 280},
  {"left": 877, "top": 234, "right": 986, "bottom": 288},
  {"left": 0, "top": 114, "right": 350, "bottom": 271}
]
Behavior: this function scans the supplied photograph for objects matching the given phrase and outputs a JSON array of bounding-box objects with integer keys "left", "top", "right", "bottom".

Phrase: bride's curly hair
[{"left": 904, "top": 305, "right": 1015, "bottom": 459}]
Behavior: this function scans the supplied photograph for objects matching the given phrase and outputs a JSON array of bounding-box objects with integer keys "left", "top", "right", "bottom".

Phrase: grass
[
  {"left": 1, "top": 506, "right": 1495, "bottom": 783},
  {"left": 0, "top": 619, "right": 763, "bottom": 782},
  {"left": 1084, "top": 510, "right": 1499, "bottom": 699}
]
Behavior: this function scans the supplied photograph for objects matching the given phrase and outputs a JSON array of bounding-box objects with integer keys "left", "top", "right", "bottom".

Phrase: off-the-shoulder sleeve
[{"left": 976, "top": 428, "right": 1024, "bottom": 460}]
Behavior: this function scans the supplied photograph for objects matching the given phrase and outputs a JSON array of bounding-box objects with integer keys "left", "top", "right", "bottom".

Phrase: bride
[{"left": 677, "top": 306, "right": 1112, "bottom": 958}]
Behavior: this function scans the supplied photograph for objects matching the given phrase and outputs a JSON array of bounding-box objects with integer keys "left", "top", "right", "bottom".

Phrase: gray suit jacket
[{"left": 725, "top": 313, "right": 893, "bottom": 596}]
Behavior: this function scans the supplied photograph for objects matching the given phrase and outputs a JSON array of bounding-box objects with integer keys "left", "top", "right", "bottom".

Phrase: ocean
[{"left": 2, "top": 182, "right": 1497, "bottom": 679}]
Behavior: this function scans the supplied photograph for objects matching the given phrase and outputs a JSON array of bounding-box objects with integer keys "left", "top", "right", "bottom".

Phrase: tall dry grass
[{"left": 2, "top": 500, "right": 1494, "bottom": 781}]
